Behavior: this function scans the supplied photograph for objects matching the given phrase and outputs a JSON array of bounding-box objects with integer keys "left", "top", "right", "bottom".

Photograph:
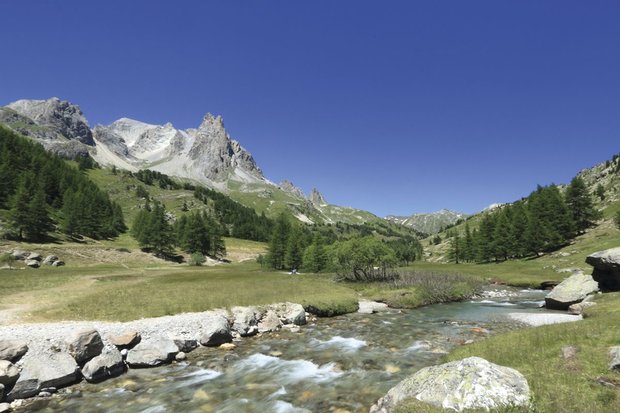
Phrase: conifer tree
[
  {"left": 267, "top": 213, "right": 290, "bottom": 270},
  {"left": 284, "top": 225, "right": 304, "bottom": 271},
  {"left": 303, "top": 233, "right": 328, "bottom": 273},
  {"left": 448, "top": 232, "right": 461, "bottom": 263},
  {"left": 565, "top": 176, "right": 598, "bottom": 234}
]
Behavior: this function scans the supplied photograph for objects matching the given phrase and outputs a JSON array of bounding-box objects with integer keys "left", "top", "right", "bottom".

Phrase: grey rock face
[
  {"left": 126, "top": 337, "right": 178, "bottom": 368},
  {"left": 568, "top": 301, "right": 597, "bottom": 315},
  {"left": 188, "top": 113, "right": 262, "bottom": 182},
  {"left": 309, "top": 188, "right": 327, "bottom": 207},
  {"left": 279, "top": 180, "right": 305, "bottom": 199},
  {"left": 199, "top": 314, "right": 232, "bottom": 347},
  {"left": 7, "top": 351, "right": 79, "bottom": 400},
  {"left": 385, "top": 209, "right": 469, "bottom": 236},
  {"left": 0, "top": 385, "right": 4, "bottom": 404},
  {"left": 231, "top": 306, "right": 260, "bottom": 337},
  {"left": 65, "top": 329, "right": 104, "bottom": 365},
  {"left": 609, "top": 346, "right": 620, "bottom": 372},
  {"left": 0, "top": 361, "right": 20, "bottom": 387},
  {"left": 545, "top": 272, "right": 599, "bottom": 310},
  {"left": 370, "top": 357, "right": 530, "bottom": 413},
  {"left": 81, "top": 347, "right": 124, "bottom": 383},
  {"left": 0, "top": 340, "right": 28, "bottom": 362},
  {"left": 6, "top": 98, "right": 94, "bottom": 145},
  {"left": 586, "top": 247, "right": 620, "bottom": 291}
]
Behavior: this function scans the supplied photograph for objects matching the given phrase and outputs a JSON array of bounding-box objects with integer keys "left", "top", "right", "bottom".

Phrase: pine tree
[
  {"left": 9, "top": 174, "right": 35, "bottom": 239},
  {"left": 492, "top": 210, "right": 512, "bottom": 261},
  {"left": 565, "top": 176, "right": 598, "bottom": 234},
  {"left": 284, "top": 225, "right": 304, "bottom": 271},
  {"left": 463, "top": 222, "right": 474, "bottom": 262},
  {"left": 303, "top": 234, "right": 328, "bottom": 273},
  {"left": 267, "top": 213, "right": 290, "bottom": 270},
  {"left": 27, "top": 187, "right": 54, "bottom": 241},
  {"left": 448, "top": 232, "right": 461, "bottom": 264}
]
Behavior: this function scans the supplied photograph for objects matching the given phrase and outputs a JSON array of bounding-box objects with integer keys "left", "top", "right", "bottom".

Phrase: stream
[{"left": 21, "top": 287, "right": 552, "bottom": 413}]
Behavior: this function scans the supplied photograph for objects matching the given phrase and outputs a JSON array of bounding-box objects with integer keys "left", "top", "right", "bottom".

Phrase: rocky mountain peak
[
  {"left": 199, "top": 113, "right": 225, "bottom": 131},
  {"left": 279, "top": 180, "right": 305, "bottom": 199},
  {"left": 310, "top": 188, "right": 327, "bottom": 207},
  {"left": 6, "top": 97, "right": 94, "bottom": 146}
]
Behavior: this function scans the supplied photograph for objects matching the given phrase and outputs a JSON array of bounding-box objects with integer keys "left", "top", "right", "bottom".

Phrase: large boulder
[
  {"left": 65, "top": 329, "right": 104, "bottom": 365},
  {"left": 7, "top": 351, "right": 79, "bottom": 400},
  {"left": 231, "top": 306, "right": 260, "bottom": 337},
  {"left": 10, "top": 250, "right": 28, "bottom": 261},
  {"left": 171, "top": 338, "right": 198, "bottom": 353},
  {"left": 0, "top": 361, "right": 19, "bottom": 387},
  {"left": 24, "top": 260, "right": 40, "bottom": 269},
  {"left": 26, "top": 253, "right": 42, "bottom": 261},
  {"left": 358, "top": 300, "right": 389, "bottom": 314},
  {"left": 126, "top": 336, "right": 178, "bottom": 368},
  {"left": 82, "top": 347, "right": 125, "bottom": 383},
  {"left": 370, "top": 357, "right": 530, "bottom": 413},
  {"left": 586, "top": 247, "right": 620, "bottom": 291},
  {"left": 544, "top": 272, "right": 599, "bottom": 310},
  {"left": 199, "top": 314, "right": 232, "bottom": 347},
  {"left": 0, "top": 340, "right": 28, "bottom": 362},
  {"left": 269, "top": 302, "right": 306, "bottom": 325}
]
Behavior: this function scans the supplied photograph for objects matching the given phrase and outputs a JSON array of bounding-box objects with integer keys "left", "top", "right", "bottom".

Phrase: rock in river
[
  {"left": 544, "top": 272, "right": 599, "bottom": 310},
  {"left": 82, "top": 347, "right": 125, "bottom": 383},
  {"left": 370, "top": 357, "right": 530, "bottom": 413},
  {"left": 126, "top": 336, "right": 178, "bottom": 368},
  {"left": 7, "top": 351, "right": 79, "bottom": 400}
]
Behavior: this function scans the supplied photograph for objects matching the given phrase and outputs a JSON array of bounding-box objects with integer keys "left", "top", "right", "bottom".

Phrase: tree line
[
  {"left": 264, "top": 212, "right": 423, "bottom": 278},
  {"left": 447, "top": 177, "right": 599, "bottom": 263},
  {"left": 0, "top": 127, "right": 126, "bottom": 241}
]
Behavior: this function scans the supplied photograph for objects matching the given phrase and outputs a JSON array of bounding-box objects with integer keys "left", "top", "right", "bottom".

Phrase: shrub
[{"left": 188, "top": 252, "right": 206, "bottom": 266}]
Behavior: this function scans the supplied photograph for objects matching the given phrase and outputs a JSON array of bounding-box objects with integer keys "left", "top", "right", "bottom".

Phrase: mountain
[
  {"left": 0, "top": 97, "right": 380, "bottom": 226},
  {"left": 385, "top": 209, "right": 468, "bottom": 235},
  {"left": 92, "top": 113, "right": 263, "bottom": 188},
  {"left": 0, "top": 97, "right": 93, "bottom": 158}
]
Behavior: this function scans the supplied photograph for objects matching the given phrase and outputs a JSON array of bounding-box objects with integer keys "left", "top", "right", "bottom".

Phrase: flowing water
[{"left": 22, "top": 287, "right": 551, "bottom": 413}]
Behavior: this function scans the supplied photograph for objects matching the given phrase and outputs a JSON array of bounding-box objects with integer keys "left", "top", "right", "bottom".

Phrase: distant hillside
[
  {"left": 385, "top": 209, "right": 468, "bottom": 235},
  {"left": 423, "top": 154, "right": 620, "bottom": 263}
]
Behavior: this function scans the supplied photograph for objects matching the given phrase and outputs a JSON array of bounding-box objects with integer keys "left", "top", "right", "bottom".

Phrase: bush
[
  {"left": 387, "top": 271, "right": 483, "bottom": 305},
  {"left": 188, "top": 252, "right": 206, "bottom": 266},
  {"left": 0, "top": 253, "right": 15, "bottom": 269},
  {"left": 615, "top": 210, "right": 620, "bottom": 229}
]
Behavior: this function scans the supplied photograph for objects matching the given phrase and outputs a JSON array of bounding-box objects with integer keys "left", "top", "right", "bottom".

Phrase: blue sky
[{"left": 1, "top": 1, "right": 619, "bottom": 217}]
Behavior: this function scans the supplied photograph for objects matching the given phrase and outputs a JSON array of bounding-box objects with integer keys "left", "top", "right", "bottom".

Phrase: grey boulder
[
  {"left": 126, "top": 337, "right": 178, "bottom": 368},
  {"left": 24, "top": 260, "right": 40, "bottom": 268},
  {"left": 257, "top": 310, "right": 283, "bottom": 333},
  {"left": 26, "top": 253, "right": 42, "bottom": 261},
  {"left": 358, "top": 300, "right": 389, "bottom": 314},
  {"left": 0, "top": 361, "right": 19, "bottom": 387},
  {"left": 82, "top": 347, "right": 124, "bottom": 383},
  {"left": 107, "top": 331, "right": 141, "bottom": 349},
  {"left": 7, "top": 351, "right": 79, "bottom": 400},
  {"left": 231, "top": 306, "right": 260, "bottom": 337},
  {"left": 42, "top": 255, "right": 59, "bottom": 265},
  {"left": 370, "top": 357, "right": 530, "bottom": 413},
  {"left": 65, "top": 329, "right": 104, "bottom": 365},
  {"left": 10, "top": 250, "right": 27, "bottom": 260},
  {"left": 609, "top": 346, "right": 620, "bottom": 372},
  {"left": 199, "top": 314, "right": 232, "bottom": 347},
  {"left": 269, "top": 302, "right": 306, "bottom": 325},
  {"left": 0, "top": 340, "right": 28, "bottom": 362},
  {"left": 545, "top": 272, "right": 599, "bottom": 310},
  {"left": 586, "top": 247, "right": 620, "bottom": 291}
]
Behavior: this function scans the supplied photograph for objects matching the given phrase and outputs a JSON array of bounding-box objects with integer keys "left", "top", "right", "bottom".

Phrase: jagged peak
[
  {"left": 279, "top": 180, "right": 305, "bottom": 199},
  {"left": 310, "top": 188, "right": 327, "bottom": 206},
  {"left": 199, "top": 112, "right": 225, "bottom": 130}
]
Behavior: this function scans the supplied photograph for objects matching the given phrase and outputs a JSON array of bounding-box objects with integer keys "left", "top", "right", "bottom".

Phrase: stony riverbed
[{"left": 9, "top": 287, "right": 555, "bottom": 413}]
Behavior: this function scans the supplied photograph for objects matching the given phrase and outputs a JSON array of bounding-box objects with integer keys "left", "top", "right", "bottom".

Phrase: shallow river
[{"left": 23, "top": 287, "right": 550, "bottom": 413}]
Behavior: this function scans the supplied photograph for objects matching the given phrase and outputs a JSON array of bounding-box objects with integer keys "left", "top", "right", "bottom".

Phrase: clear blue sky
[{"left": 1, "top": 1, "right": 619, "bottom": 217}]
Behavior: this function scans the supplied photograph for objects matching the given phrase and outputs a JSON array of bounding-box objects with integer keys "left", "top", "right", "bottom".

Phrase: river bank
[{"left": 0, "top": 287, "right": 558, "bottom": 412}]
